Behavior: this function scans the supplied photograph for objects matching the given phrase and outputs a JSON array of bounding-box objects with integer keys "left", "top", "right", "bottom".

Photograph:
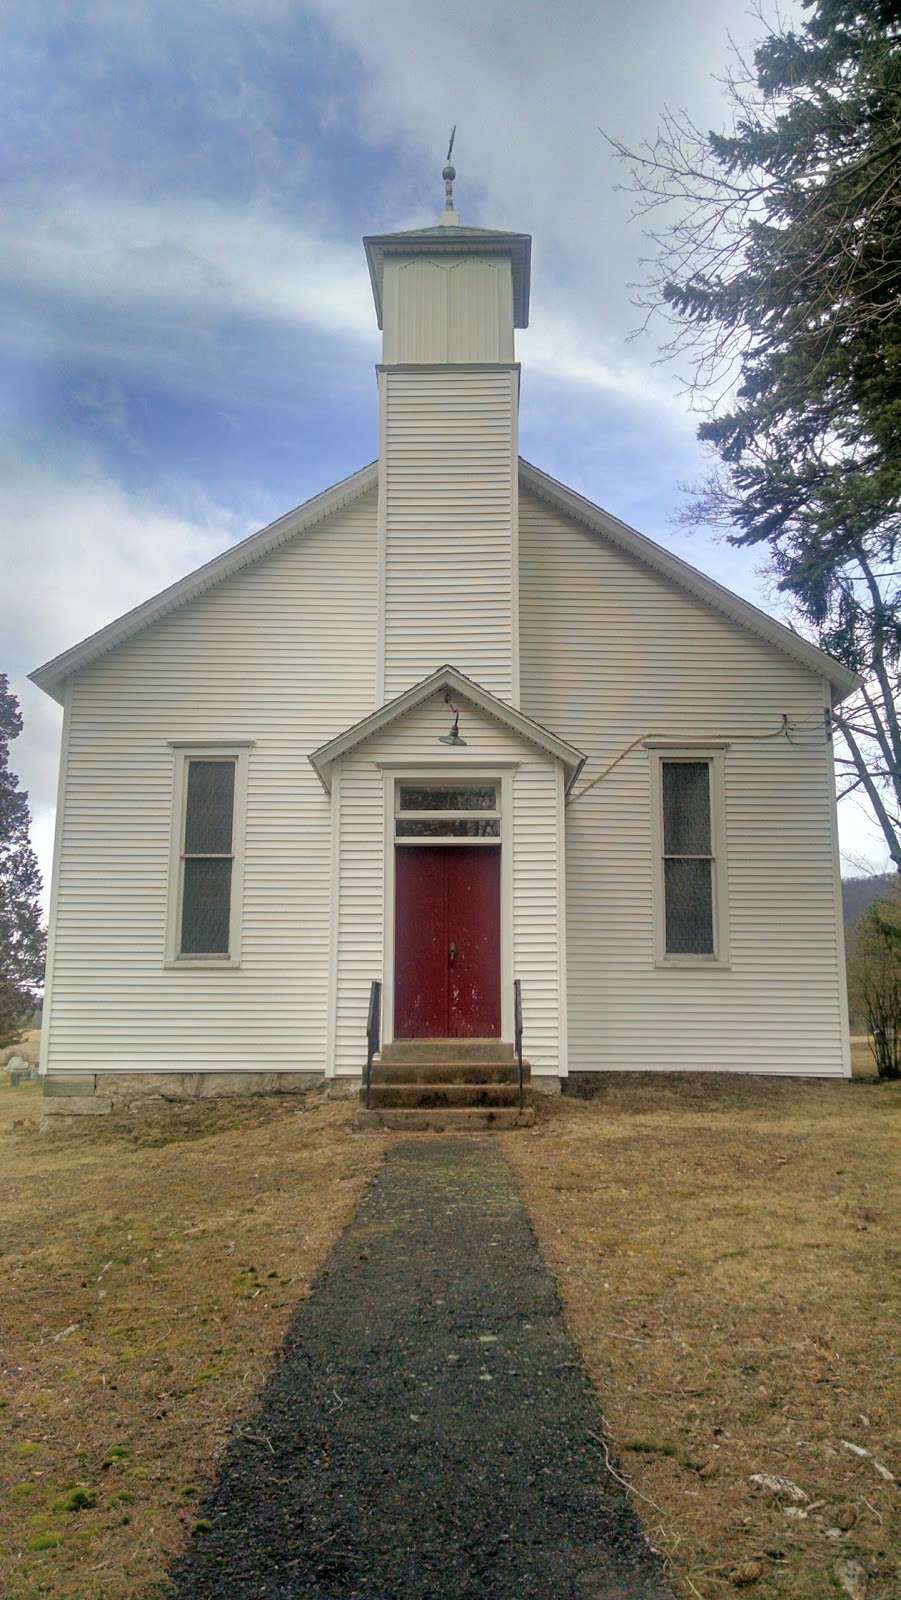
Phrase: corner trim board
[{"left": 38, "top": 682, "right": 72, "bottom": 1076}]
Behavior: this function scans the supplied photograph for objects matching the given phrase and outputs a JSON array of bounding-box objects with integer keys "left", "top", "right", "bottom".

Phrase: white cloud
[
  {"left": 521, "top": 311, "right": 693, "bottom": 426},
  {"left": 2, "top": 189, "right": 374, "bottom": 345},
  {"left": 2, "top": 184, "right": 698, "bottom": 420},
  {"left": 301, "top": 0, "right": 800, "bottom": 308},
  {"left": 838, "top": 796, "right": 895, "bottom": 879},
  {"left": 3, "top": 442, "right": 242, "bottom": 898}
]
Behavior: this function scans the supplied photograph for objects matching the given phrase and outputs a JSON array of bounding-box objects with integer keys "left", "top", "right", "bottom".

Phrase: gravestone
[{"left": 6, "top": 1056, "right": 37, "bottom": 1086}]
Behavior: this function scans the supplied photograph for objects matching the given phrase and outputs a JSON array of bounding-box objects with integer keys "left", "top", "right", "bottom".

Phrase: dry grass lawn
[
  {"left": 2, "top": 1064, "right": 898, "bottom": 1600},
  {"left": 504, "top": 1075, "right": 900, "bottom": 1600},
  {"left": 0, "top": 1080, "right": 386, "bottom": 1599}
]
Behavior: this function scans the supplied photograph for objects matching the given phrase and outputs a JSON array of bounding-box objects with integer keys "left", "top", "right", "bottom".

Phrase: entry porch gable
[{"left": 324, "top": 676, "right": 575, "bottom": 1085}]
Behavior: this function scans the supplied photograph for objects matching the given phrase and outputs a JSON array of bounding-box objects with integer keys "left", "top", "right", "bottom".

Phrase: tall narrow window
[
  {"left": 166, "top": 744, "right": 250, "bottom": 965},
  {"left": 181, "top": 760, "right": 235, "bottom": 954},
  {"left": 651, "top": 750, "right": 728, "bottom": 964},
  {"left": 662, "top": 761, "right": 713, "bottom": 954}
]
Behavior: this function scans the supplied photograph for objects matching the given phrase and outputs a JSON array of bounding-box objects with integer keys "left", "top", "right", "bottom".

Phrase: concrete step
[
  {"left": 355, "top": 1106, "right": 536, "bottom": 1132},
  {"left": 378, "top": 1038, "right": 514, "bottom": 1064},
  {"left": 364, "top": 1082, "right": 522, "bottom": 1109},
  {"left": 372, "top": 1060, "right": 530, "bottom": 1086}
]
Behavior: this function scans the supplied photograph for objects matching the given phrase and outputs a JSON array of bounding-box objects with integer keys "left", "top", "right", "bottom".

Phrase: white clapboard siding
[
  {"left": 519, "top": 486, "right": 849, "bottom": 1077},
  {"left": 380, "top": 366, "right": 518, "bottom": 703},
  {"left": 45, "top": 490, "right": 378, "bottom": 1074},
  {"left": 333, "top": 690, "right": 562, "bottom": 1077}
]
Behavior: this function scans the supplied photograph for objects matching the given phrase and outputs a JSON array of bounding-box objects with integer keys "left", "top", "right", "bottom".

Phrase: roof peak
[
  {"left": 367, "top": 223, "right": 529, "bottom": 241},
  {"left": 308, "top": 663, "right": 586, "bottom": 793}
]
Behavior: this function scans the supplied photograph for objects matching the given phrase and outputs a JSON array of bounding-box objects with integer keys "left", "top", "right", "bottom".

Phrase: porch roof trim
[{"left": 308, "top": 665, "right": 586, "bottom": 793}]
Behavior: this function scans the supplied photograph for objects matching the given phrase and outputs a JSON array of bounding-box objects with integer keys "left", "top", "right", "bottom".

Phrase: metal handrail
[
  {"left": 365, "top": 980, "right": 382, "bottom": 1109},
  {"left": 514, "top": 977, "right": 524, "bottom": 1109}
]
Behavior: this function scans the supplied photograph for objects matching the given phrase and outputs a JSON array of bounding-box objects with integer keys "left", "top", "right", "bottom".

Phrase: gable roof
[
  {"left": 363, "top": 225, "right": 531, "bottom": 328},
  {"left": 30, "top": 455, "right": 860, "bottom": 707},
  {"left": 308, "top": 665, "right": 586, "bottom": 793},
  {"left": 30, "top": 462, "right": 379, "bottom": 704},
  {"left": 519, "top": 460, "right": 860, "bottom": 705}
]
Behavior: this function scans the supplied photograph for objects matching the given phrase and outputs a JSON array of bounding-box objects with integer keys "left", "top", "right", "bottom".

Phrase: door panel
[
  {"left": 394, "top": 846, "right": 501, "bottom": 1038},
  {"left": 447, "top": 847, "right": 501, "bottom": 1037},
  {"left": 394, "top": 847, "right": 448, "bottom": 1038}
]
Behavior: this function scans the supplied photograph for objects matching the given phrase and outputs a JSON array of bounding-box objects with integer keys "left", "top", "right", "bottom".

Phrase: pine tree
[
  {"left": 607, "top": 0, "right": 901, "bottom": 867},
  {"left": 0, "top": 676, "right": 46, "bottom": 1048}
]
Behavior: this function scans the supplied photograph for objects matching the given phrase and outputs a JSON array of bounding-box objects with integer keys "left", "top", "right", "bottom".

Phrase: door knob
[{"left": 448, "top": 941, "right": 457, "bottom": 963}]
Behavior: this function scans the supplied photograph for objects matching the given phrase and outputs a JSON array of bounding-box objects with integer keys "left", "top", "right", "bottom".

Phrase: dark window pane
[
  {"left": 398, "top": 786, "right": 497, "bottom": 812},
  {"left": 181, "top": 858, "right": 233, "bottom": 954},
  {"left": 396, "top": 817, "right": 501, "bottom": 838},
  {"left": 664, "top": 858, "right": 714, "bottom": 954},
  {"left": 184, "top": 761, "right": 235, "bottom": 854},
  {"left": 662, "top": 761, "right": 711, "bottom": 855}
]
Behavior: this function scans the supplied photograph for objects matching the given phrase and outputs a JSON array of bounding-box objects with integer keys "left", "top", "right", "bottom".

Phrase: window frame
[
  {"left": 165, "top": 743, "right": 252, "bottom": 969},
  {"left": 648, "top": 745, "right": 730, "bottom": 969}
]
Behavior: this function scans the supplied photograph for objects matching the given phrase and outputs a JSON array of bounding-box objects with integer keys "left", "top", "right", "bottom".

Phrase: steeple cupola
[
  {"left": 367, "top": 153, "right": 531, "bottom": 706},
  {"left": 363, "top": 160, "right": 531, "bottom": 364}
]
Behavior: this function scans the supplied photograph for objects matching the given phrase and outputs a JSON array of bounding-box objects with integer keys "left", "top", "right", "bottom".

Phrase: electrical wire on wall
[{"left": 566, "top": 710, "right": 833, "bottom": 807}]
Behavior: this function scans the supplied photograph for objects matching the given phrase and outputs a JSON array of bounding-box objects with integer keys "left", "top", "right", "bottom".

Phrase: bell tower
[{"left": 364, "top": 149, "right": 531, "bottom": 706}]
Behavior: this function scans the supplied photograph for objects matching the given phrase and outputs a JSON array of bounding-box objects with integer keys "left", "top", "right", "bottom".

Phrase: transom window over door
[
  {"left": 395, "top": 783, "right": 500, "bottom": 841},
  {"left": 650, "top": 749, "right": 729, "bottom": 965},
  {"left": 166, "top": 744, "right": 251, "bottom": 966}
]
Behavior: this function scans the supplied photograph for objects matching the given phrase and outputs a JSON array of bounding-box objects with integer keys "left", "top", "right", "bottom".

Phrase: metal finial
[{"left": 440, "top": 125, "right": 458, "bottom": 223}]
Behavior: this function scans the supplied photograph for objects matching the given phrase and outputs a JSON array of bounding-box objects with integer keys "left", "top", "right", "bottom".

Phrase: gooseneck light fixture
[{"left": 438, "top": 688, "right": 467, "bottom": 747}]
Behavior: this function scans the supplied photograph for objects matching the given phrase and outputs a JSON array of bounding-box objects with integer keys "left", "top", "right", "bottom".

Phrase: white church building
[{"left": 32, "top": 164, "right": 856, "bottom": 1109}]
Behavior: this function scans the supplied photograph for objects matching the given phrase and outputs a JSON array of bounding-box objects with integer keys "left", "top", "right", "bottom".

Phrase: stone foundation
[
  {"left": 531, "top": 1075, "right": 562, "bottom": 1096},
  {"left": 329, "top": 1076, "right": 364, "bottom": 1099},
  {"left": 101, "top": 1071, "right": 324, "bottom": 1104},
  {"left": 38, "top": 1065, "right": 555, "bottom": 1124},
  {"left": 40, "top": 1069, "right": 324, "bottom": 1127},
  {"left": 42, "top": 1096, "right": 113, "bottom": 1118},
  {"left": 563, "top": 1073, "right": 606, "bottom": 1099}
]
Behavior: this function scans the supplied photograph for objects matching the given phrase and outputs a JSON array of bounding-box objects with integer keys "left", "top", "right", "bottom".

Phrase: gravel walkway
[{"left": 169, "top": 1140, "right": 673, "bottom": 1599}]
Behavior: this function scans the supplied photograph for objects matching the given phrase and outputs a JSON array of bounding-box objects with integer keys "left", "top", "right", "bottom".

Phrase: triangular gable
[
  {"left": 519, "top": 459, "right": 859, "bottom": 705},
  {"left": 308, "top": 665, "right": 586, "bottom": 794},
  {"left": 30, "top": 453, "right": 859, "bottom": 708},
  {"left": 29, "top": 462, "right": 379, "bottom": 704}
]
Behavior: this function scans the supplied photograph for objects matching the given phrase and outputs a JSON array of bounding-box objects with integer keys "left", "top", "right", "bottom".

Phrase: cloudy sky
[{"left": 2, "top": 0, "right": 890, "bottom": 893}]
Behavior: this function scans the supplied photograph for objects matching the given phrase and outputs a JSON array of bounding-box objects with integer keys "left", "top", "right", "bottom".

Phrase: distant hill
[{"left": 842, "top": 873, "right": 897, "bottom": 929}]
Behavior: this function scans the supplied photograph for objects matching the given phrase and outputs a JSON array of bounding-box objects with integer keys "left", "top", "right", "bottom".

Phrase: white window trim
[
  {"left": 649, "top": 747, "right": 730, "bottom": 969},
  {"left": 164, "top": 743, "right": 252, "bottom": 970}
]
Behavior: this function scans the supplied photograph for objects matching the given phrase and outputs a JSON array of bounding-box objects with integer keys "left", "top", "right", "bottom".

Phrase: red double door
[{"left": 394, "top": 845, "right": 501, "bottom": 1038}]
